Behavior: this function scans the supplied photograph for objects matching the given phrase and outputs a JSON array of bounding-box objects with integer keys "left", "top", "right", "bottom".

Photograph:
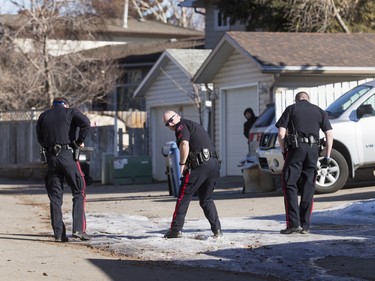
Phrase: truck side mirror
[{"left": 357, "top": 104, "right": 375, "bottom": 119}]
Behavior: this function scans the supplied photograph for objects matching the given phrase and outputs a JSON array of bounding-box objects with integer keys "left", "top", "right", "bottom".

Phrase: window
[{"left": 215, "top": 9, "right": 229, "bottom": 31}]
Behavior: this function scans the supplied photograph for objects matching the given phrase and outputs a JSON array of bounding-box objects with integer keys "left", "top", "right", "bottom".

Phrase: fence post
[{"left": 30, "top": 107, "right": 36, "bottom": 162}]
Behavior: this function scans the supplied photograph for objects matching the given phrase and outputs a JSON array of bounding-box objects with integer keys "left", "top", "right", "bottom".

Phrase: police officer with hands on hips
[
  {"left": 163, "top": 110, "right": 222, "bottom": 238},
  {"left": 36, "top": 97, "right": 91, "bottom": 242},
  {"left": 276, "top": 91, "right": 333, "bottom": 234}
]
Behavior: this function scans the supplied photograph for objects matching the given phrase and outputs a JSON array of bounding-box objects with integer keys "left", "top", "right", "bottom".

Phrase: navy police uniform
[
  {"left": 276, "top": 100, "right": 332, "bottom": 231},
  {"left": 169, "top": 118, "right": 221, "bottom": 235},
  {"left": 36, "top": 101, "right": 90, "bottom": 241}
]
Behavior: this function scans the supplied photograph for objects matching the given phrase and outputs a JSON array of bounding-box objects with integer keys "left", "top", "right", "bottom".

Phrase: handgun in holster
[
  {"left": 71, "top": 141, "right": 81, "bottom": 161},
  {"left": 39, "top": 147, "right": 47, "bottom": 164}
]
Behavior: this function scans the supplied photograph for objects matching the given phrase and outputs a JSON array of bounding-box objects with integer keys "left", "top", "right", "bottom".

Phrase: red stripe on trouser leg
[
  {"left": 170, "top": 172, "right": 190, "bottom": 231},
  {"left": 76, "top": 161, "right": 87, "bottom": 232}
]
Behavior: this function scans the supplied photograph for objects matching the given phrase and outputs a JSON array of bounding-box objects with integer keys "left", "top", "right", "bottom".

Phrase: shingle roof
[
  {"left": 0, "top": 14, "right": 203, "bottom": 39},
  {"left": 79, "top": 37, "right": 205, "bottom": 60},
  {"left": 226, "top": 32, "right": 375, "bottom": 69}
]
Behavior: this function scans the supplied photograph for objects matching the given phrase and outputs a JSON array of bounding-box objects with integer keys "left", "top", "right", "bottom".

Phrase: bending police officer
[
  {"left": 276, "top": 92, "right": 333, "bottom": 234},
  {"left": 163, "top": 111, "right": 222, "bottom": 238},
  {"left": 36, "top": 97, "right": 91, "bottom": 242}
]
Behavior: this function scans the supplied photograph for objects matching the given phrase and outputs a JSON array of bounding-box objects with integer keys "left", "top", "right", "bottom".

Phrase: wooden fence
[{"left": 0, "top": 109, "right": 148, "bottom": 182}]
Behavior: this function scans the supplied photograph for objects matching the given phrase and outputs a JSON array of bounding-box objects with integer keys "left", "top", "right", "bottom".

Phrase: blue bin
[{"left": 161, "top": 141, "right": 181, "bottom": 197}]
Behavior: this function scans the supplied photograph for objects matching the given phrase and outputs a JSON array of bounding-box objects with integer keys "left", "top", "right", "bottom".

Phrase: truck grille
[
  {"left": 259, "top": 133, "right": 278, "bottom": 149},
  {"left": 258, "top": 157, "right": 269, "bottom": 169}
]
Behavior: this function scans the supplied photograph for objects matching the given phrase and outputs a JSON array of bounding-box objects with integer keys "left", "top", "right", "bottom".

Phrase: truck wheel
[{"left": 315, "top": 149, "right": 348, "bottom": 194}]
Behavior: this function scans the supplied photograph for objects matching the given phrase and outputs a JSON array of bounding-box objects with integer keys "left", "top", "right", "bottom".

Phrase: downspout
[
  {"left": 205, "top": 83, "right": 215, "bottom": 143},
  {"left": 270, "top": 73, "right": 280, "bottom": 103}
]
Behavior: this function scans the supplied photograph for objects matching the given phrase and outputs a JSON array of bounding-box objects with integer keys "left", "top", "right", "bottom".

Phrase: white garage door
[
  {"left": 151, "top": 105, "right": 199, "bottom": 181},
  {"left": 224, "top": 87, "right": 258, "bottom": 176}
]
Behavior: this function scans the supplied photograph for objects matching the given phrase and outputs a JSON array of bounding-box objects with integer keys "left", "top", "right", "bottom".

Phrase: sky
[{"left": 64, "top": 199, "right": 375, "bottom": 281}]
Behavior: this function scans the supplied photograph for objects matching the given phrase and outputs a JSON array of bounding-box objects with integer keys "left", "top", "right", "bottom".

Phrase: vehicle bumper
[{"left": 256, "top": 147, "right": 284, "bottom": 174}]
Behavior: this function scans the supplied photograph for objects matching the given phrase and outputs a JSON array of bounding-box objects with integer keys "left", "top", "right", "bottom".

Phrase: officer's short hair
[
  {"left": 295, "top": 92, "right": 310, "bottom": 102},
  {"left": 52, "top": 97, "right": 69, "bottom": 107}
]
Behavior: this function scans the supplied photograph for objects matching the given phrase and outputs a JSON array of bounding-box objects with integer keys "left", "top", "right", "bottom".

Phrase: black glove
[{"left": 320, "top": 157, "right": 331, "bottom": 168}]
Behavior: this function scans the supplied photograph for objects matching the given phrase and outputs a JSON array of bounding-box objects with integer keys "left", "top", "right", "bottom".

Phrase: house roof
[
  {"left": 194, "top": 32, "right": 375, "bottom": 83},
  {"left": 134, "top": 49, "right": 211, "bottom": 97},
  {"left": 79, "top": 37, "right": 205, "bottom": 61},
  {"left": 0, "top": 14, "right": 203, "bottom": 40}
]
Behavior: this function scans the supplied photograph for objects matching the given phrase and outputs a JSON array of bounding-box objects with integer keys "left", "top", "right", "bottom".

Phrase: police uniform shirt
[
  {"left": 276, "top": 100, "right": 332, "bottom": 138},
  {"left": 36, "top": 105, "right": 90, "bottom": 148},
  {"left": 175, "top": 119, "right": 215, "bottom": 152}
]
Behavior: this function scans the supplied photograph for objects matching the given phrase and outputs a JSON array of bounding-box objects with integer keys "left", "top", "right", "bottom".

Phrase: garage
[{"left": 222, "top": 86, "right": 259, "bottom": 175}]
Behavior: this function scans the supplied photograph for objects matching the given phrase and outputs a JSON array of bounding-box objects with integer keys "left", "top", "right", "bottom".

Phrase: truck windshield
[
  {"left": 253, "top": 104, "right": 275, "bottom": 128},
  {"left": 325, "top": 85, "right": 372, "bottom": 119}
]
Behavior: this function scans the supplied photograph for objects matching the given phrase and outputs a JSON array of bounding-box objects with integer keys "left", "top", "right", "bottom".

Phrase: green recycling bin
[{"left": 112, "top": 155, "right": 152, "bottom": 185}]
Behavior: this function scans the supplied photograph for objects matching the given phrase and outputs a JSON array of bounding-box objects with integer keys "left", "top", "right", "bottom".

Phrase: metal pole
[
  {"left": 123, "top": 0, "right": 129, "bottom": 28},
  {"left": 114, "top": 88, "right": 118, "bottom": 157}
]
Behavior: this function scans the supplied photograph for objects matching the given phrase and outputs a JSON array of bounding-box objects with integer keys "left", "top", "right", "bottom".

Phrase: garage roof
[
  {"left": 194, "top": 32, "right": 375, "bottom": 83},
  {"left": 134, "top": 49, "right": 211, "bottom": 97}
]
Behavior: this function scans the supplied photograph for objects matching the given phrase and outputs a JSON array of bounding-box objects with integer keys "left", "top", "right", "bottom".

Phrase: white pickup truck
[{"left": 256, "top": 80, "right": 375, "bottom": 193}]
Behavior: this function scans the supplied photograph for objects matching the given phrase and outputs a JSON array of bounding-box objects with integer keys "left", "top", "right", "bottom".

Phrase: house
[
  {"left": 134, "top": 48, "right": 211, "bottom": 180},
  {"left": 193, "top": 32, "right": 375, "bottom": 176},
  {"left": 179, "top": 0, "right": 246, "bottom": 49}
]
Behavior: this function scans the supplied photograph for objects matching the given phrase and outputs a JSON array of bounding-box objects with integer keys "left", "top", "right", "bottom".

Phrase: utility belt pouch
[{"left": 286, "top": 134, "right": 299, "bottom": 149}]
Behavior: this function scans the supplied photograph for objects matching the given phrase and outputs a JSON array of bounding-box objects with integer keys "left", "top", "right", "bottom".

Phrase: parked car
[{"left": 257, "top": 80, "right": 375, "bottom": 194}]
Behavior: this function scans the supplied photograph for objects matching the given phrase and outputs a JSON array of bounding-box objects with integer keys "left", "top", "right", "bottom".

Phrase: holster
[
  {"left": 188, "top": 148, "right": 211, "bottom": 169},
  {"left": 39, "top": 147, "right": 47, "bottom": 164},
  {"left": 71, "top": 141, "right": 81, "bottom": 161},
  {"left": 286, "top": 134, "right": 299, "bottom": 149}
]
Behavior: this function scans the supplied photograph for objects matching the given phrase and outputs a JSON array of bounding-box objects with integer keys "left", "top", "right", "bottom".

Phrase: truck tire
[{"left": 315, "top": 149, "right": 349, "bottom": 194}]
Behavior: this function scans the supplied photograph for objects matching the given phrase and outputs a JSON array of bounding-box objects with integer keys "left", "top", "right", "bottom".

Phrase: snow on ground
[{"left": 67, "top": 199, "right": 375, "bottom": 280}]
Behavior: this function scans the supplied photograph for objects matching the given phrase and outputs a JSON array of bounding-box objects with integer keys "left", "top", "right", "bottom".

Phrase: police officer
[
  {"left": 276, "top": 92, "right": 333, "bottom": 234},
  {"left": 36, "top": 97, "right": 91, "bottom": 242},
  {"left": 163, "top": 110, "right": 222, "bottom": 238}
]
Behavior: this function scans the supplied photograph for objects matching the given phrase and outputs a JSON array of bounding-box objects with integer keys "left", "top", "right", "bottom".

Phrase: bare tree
[
  {"left": 286, "top": 0, "right": 350, "bottom": 33},
  {"left": 91, "top": 0, "right": 204, "bottom": 30},
  {"left": 0, "top": 0, "right": 121, "bottom": 110}
]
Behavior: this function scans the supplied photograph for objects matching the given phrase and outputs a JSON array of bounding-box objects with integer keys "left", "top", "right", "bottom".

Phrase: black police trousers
[
  {"left": 169, "top": 157, "right": 221, "bottom": 233},
  {"left": 282, "top": 143, "right": 319, "bottom": 229},
  {"left": 45, "top": 148, "right": 87, "bottom": 239}
]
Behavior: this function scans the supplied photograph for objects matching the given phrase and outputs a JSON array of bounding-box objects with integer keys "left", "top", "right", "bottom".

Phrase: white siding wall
[{"left": 275, "top": 76, "right": 375, "bottom": 119}]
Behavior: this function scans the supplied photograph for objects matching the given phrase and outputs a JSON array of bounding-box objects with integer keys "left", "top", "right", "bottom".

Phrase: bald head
[
  {"left": 163, "top": 110, "right": 181, "bottom": 129},
  {"left": 295, "top": 91, "right": 310, "bottom": 102}
]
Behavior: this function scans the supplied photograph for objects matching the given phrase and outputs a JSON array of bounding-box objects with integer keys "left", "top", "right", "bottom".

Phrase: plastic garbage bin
[
  {"left": 79, "top": 147, "right": 94, "bottom": 185},
  {"left": 161, "top": 141, "right": 181, "bottom": 197}
]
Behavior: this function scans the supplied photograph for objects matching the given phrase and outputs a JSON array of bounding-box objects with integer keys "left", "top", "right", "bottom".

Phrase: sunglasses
[{"left": 165, "top": 114, "right": 176, "bottom": 127}]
